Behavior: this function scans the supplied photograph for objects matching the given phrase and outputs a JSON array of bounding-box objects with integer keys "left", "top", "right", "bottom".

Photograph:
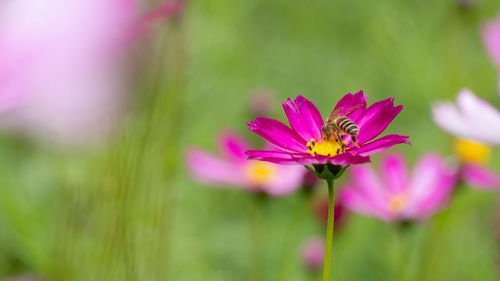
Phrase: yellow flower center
[
  {"left": 454, "top": 138, "right": 490, "bottom": 164},
  {"left": 388, "top": 194, "right": 407, "bottom": 214},
  {"left": 306, "top": 138, "right": 345, "bottom": 157},
  {"left": 245, "top": 161, "right": 277, "bottom": 186}
]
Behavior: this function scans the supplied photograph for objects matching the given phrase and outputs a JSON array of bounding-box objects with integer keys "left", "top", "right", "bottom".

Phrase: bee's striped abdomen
[{"left": 336, "top": 117, "right": 359, "bottom": 136}]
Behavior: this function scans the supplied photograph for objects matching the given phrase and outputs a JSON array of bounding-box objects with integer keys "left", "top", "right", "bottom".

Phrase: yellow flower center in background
[
  {"left": 388, "top": 194, "right": 407, "bottom": 214},
  {"left": 454, "top": 138, "right": 490, "bottom": 164},
  {"left": 245, "top": 161, "right": 277, "bottom": 186},
  {"left": 306, "top": 138, "right": 344, "bottom": 157}
]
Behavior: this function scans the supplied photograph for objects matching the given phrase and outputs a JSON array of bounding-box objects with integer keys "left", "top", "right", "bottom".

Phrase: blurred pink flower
[
  {"left": 482, "top": 14, "right": 500, "bottom": 69},
  {"left": 313, "top": 197, "right": 347, "bottom": 229},
  {"left": 248, "top": 87, "right": 276, "bottom": 117},
  {"left": 432, "top": 88, "right": 500, "bottom": 145},
  {"left": 246, "top": 92, "right": 410, "bottom": 166},
  {"left": 301, "top": 237, "right": 325, "bottom": 271},
  {"left": 0, "top": 0, "right": 183, "bottom": 145},
  {"left": 339, "top": 153, "right": 458, "bottom": 222},
  {"left": 186, "top": 132, "right": 306, "bottom": 196}
]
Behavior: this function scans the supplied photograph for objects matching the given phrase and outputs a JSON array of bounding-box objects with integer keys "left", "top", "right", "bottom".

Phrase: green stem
[{"left": 322, "top": 178, "right": 335, "bottom": 281}]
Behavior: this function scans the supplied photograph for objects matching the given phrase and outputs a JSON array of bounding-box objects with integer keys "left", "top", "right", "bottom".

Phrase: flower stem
[{"left": 322, "top": 178, "right": 335, "bottom": 281}]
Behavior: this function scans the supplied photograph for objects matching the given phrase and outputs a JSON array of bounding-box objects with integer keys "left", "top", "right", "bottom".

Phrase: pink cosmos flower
[
  {"left": 301, "top": 237, "right": 325, "bottom": 271},
  {"left": 432, "top": 88, "right": 500, "bottom": 145},
  {"left": 0, "top": 0, "right": 183, "bottom": 145},
  {"left": 186, "top": 132, "right": 306, "bottom": 196},
  {"left": 339, "top": 153, "right": 458, "bottom": 222},
  {"left": 246, "top": 92, "right": 410, "bottom": 167},
  {"left": 482, "top": 14, "right": 500, "bottom": 69}
]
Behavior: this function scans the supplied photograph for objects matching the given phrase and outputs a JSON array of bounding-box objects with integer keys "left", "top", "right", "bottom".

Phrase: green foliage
[{"left": 0, "top": 0, "right": 499, "bottom": 280}]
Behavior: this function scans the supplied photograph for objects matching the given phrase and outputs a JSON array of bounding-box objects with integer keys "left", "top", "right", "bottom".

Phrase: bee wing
[
  {"left": 342, "top": 104, "right": 363, "bottom": 117},
  {"left": 326, "top": 107, "right": 344, "bottom": 122},
  {"left": 327, "top": 104, "right": 362, "bottom": 121}
]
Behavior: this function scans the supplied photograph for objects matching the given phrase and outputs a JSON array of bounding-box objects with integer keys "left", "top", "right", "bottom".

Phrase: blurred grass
[{"left": 0, "top": 0, "right": 499, "bottom": 280}]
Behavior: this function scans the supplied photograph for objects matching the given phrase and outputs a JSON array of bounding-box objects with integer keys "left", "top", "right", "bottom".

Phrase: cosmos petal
[
  {"left": 482, "top": 16, "right": 500, "bottom": 69},
  {"left": 282, "top": 95, "right": 323, "bottom": 141},
  {"left": 265, "top": 165, "right": 308, "bottom": 196},
  {"left": 348, "top": 134, "right": 410, "bottom": 156},
  {"left": 186, "top": 148, "right": 245, "bottom": 186},
  {"left": 432, "top": 89, "right": 500, "bottom": 145},
  {"left": 456, "top": 89, "right": 500, "bottom": 144},
  {"left": 380, "top": 153, "right": 408, "bottom": 193},
  {"left": 462, "top": 163, "right": 500, "bottom": 190},
  {"left": 218, "top": 131, "right": 250, "bottom": 161},
  {"left": 248, "top": 117, "right": 306, "bottom": 152},
  {"left": 432, "top": 101, "right": 471, "bottom": 140},
  {"left": 247, "top": 150, "right": 307, "bottom": 164},
  {"left": 407, "top": 154, "right": 457, "bottom": 219},
  {"left": 333, "top": 91, "right": 367, "bottom": 121},
  {"left": 339, "top": 187, "right": 393, "bottom": 221},
  {"left": 246, "top": 149, "right": 370, "bottom": 166},
  {"left": 355, "top": 97, "right": 403, "bottom": 144}
]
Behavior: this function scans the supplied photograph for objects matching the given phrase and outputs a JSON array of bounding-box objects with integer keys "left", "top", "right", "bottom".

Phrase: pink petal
[
  {"left": 248, "top": 117, "right": 306, "bottom": 152},
  {"left": 218, "top": 131, "right": 249, "bottom": 161},
  {"left": 328, "top": 153, "right": 371, "bottom": 166},
  {"left": 407, "top": 153, "right": 457, "bottom": 219},
  {"left": 482, "top": 15, "right": 500, "bottom": 69},
  {"left": 339, "top": 165, "right": 395, "bottom": 220},
  {"left": 349, "top": 134, "right": 410, "bottom": 156},
  {"left": 339, "top": 187, "right": 393, "bottom": 221},
  {"left": 282, "top": 95, "right": 323, "bottom": 141},
  {"left": 287, "top": 152, "right": 370, "bottom": 166},
  {"left": 246, "top": 149, "right": 370, "bottom": 166},
  {"left": 432, "top": 101, "right": 471, "bottom": 140},
  {"left": 380, "top": 153, "right": 408, "bottom": 193},
  {"left": 456, "top": 89, "right": 500, "bottom": 144},
  {"left": 264, "top": 165, "right": 306, "bottom": 196},
  {"left": 432, "top": 89, "right": 500, "bottom": 144},
  {"left": 348, "top": 164, "right": 387, "bottom": 199},
  {"left": 186, "top": 148, "right": 245, "bottom": 186},
  {"left": 333, "top": 91, "right": 368, "bottom": 121},
  {"left": 462, "top": 163, "right": 500, "bottom": 190},
  {"left": 0, "top": 0, "right": 137, "bottom": 145},
  {"left": 246, "top": 149, "right": 306, "bottom": 165},
  {"left": 355, "top": 97, "right": 403, "bottom": 144}
]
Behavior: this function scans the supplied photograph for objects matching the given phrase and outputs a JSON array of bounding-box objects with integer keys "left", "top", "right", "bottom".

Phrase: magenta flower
[
  {"left": 186, "top": 132, "right": 306, "bottom": 196},
  {"left": 432, "top": 89, "right": 500, "bottom": 145},
  {"left": 246, "top": 92, "right": 410, "bottom": 168},
  {"left": 339, "top": 153, "right": 458, "bottom": 222},
  {"left": 0, "top": 0, "right": 183, "bottom": 145},
  {"left": 301, "top": 237, "right": 325, "bottom": 271}
]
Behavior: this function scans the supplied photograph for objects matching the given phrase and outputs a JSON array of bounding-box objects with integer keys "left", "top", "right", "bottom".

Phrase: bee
[{"left": 321, "top": 104, "right": 362, "bottom": 151}]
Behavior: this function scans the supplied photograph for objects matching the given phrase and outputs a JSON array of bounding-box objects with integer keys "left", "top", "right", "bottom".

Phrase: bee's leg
[
  {"left": 351, "top": 136, "right": 360, "bottom": 148},
  {"left": 335, "top": 132, "right": 346, "bottom": 152}
]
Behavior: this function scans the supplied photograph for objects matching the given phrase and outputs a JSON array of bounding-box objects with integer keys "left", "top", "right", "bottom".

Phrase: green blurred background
[{"left": 2, "top": 0, "right": 500, "bottom": 280}]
